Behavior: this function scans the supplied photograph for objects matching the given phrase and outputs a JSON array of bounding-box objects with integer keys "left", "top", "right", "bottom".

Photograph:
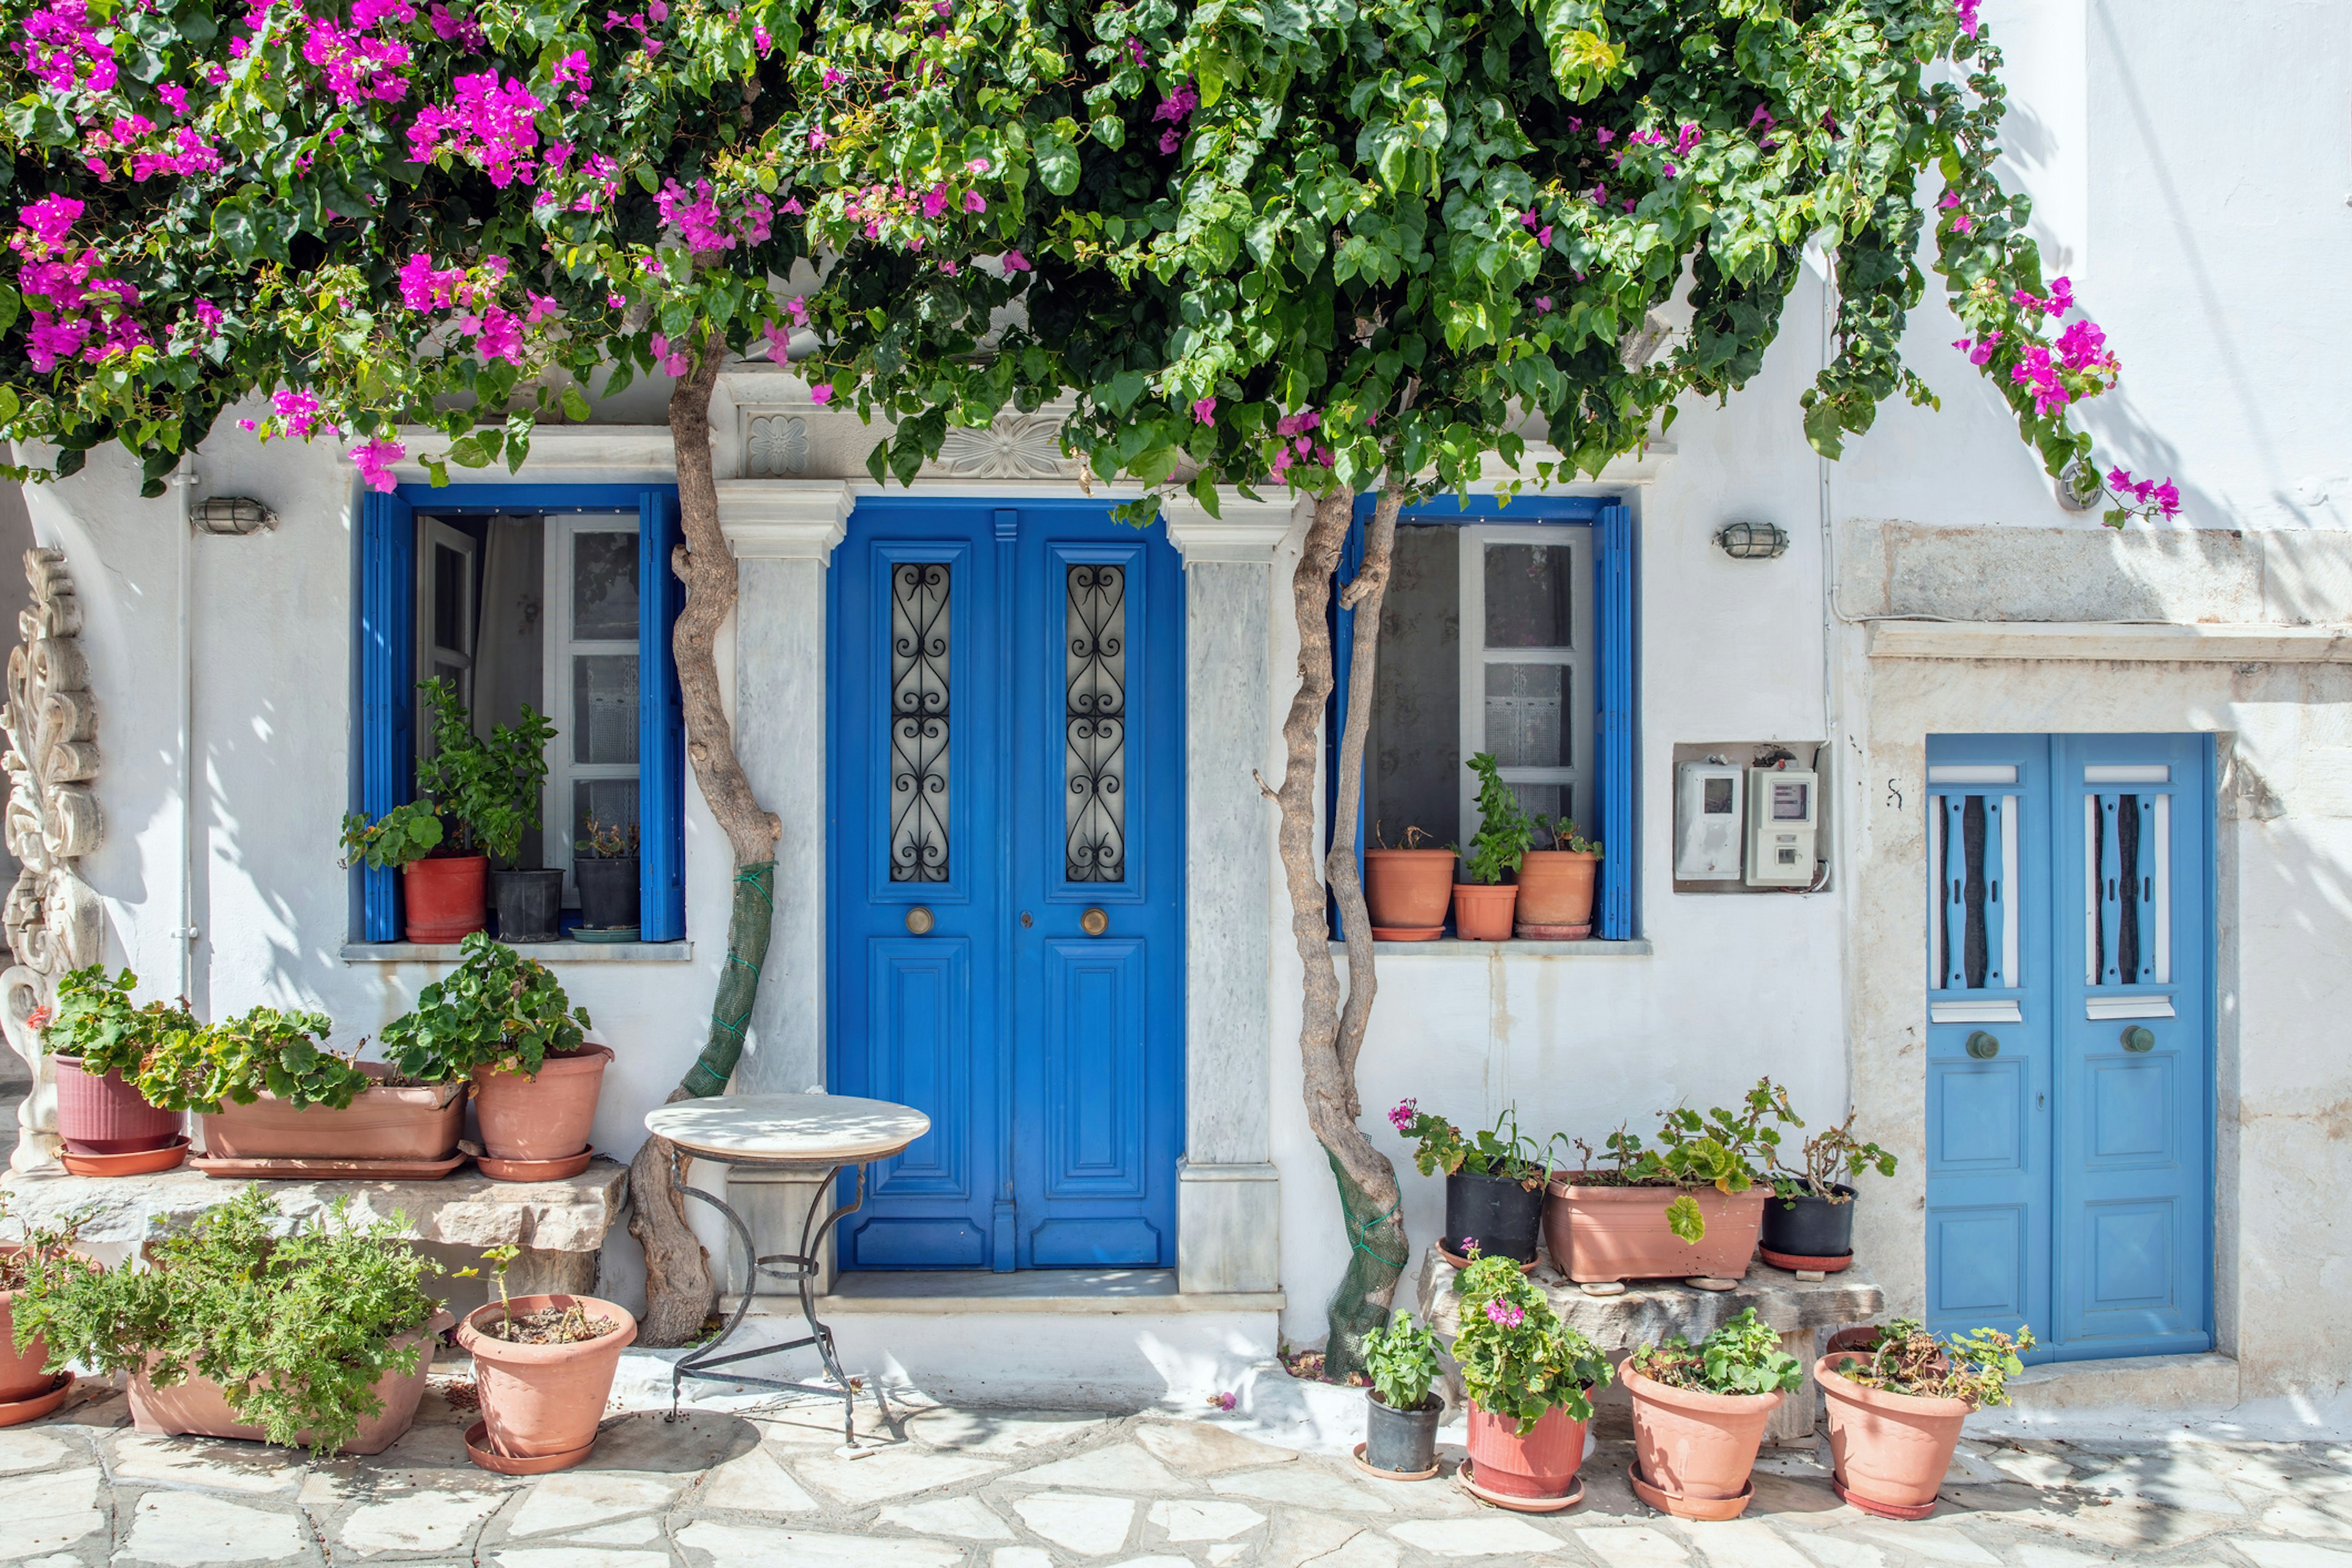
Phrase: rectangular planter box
[
  {"left": 1542, "top": 1174, "right": 1765, "bottom": 1283},
  {"left": 128, "top": 1311, "right": 454, "bottom": 1455},
  {"left": 197, "top": 1068, "right": 465, "bottom": 1161}
]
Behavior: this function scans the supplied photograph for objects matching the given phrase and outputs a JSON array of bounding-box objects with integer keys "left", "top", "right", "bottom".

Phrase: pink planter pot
[
  {"left": 1623, "top": 1360, "right": 1781, "bottom": 1514},
  {"left": 472, "top": 1044, "right": 611, "bottom": 1163},
  {"left": 458, "top": 1294, "right": 636, "bottom": 1466},
  {"left": 199, "top": 1068, "right": 466, "bottom": 1160},
  {"left": 129, "top": 1310, "right": 454, "bottom": 1455},
  {"left": 1465, "top": 1396, "right": 1591, "bottom": 1500},
  {"left": 1542, "top": 1175, "right": 1763, "bottom": 1283},
  {"left": 404, "top": 854, "right": 489, "bottom": 943},
  {"left": 0, "top": 1248, "right": 56, "bottom": 1404},
  {"left": 51, "top": 1055, "right": 183, "bottom": 1156},
  {"left": 1817, "top": 1354, "right": 1972, "bottom": 1515}
]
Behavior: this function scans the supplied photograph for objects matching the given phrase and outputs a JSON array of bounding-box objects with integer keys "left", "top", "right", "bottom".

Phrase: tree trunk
[
  {"left": 627, "top": 332, "right": 786, "bottom": 1349},
  {"left": 1273, "top": 486, "right": 1409, "bottom": 1384}
]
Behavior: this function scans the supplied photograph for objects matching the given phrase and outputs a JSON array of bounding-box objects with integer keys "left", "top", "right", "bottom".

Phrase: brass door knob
[
  {"left": 905, "top": 906, "right": 935, "bottom": 936},
  {"left": 1966, "top": 1031, "right": 2000, "bottom": 1060},
  {"left": 1080, "top": 907, "right": 1109, "bottom": 937},
  {"left": 2122, "top": 1025, "right": 2155, "bottom": 1053}
]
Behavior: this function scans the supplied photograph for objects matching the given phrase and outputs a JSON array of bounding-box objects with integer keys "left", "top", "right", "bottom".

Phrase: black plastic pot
[
  {"left": 576, "top": 855, "right": 641, "bottom": 931},
  {"left": 1364, "top": 1389, "right": 1442, "bottom": 1477},
  {"left": 490, "top": 869, "right": 564, "bottom": 944},
  {"left": 1760, "top": 1183, "right": 1857, "bottom": 1258},
  {"left": 1444, "top": 1169, "right": 1544, "bottom": 1263}
]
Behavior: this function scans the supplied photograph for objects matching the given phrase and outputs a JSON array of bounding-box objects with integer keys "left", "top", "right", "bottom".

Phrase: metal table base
[{"left": 665, "top": 1150, "right": 888, "bottom": 1448}]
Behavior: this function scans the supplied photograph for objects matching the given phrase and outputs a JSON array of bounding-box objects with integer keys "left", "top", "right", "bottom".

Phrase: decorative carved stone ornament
[
  {"left": 3, "top": 547, "right": 104, "bottom": 1171},
  {"left": 932, "top": 412, "right": 1071, "bottom": 479},
  {"left": 744, "top": 413, "right": 810, "bottom": 477}
]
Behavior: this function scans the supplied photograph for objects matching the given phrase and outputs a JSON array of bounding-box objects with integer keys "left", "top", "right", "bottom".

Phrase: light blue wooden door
[{"left": 1924, "top": 734, "right": 2212, "bottom": 1361}]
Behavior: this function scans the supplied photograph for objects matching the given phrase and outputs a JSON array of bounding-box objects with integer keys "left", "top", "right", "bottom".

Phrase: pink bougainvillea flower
[
  {"left": 810, "top": 383, "right": 835, "bottom": 404},
  {"left": 273, "top": 390, "right": 328, "bottom": 438},
  {"left": 807, "top": 128, "right": 830, "bottom": 151},
  {"left": 1534, "top": 296, "right": 1553, "bottom": 314},
  {"left": 352, "top": 437, "right": 405, "bottom": 492},
  {"left": 1192, "top": 397, "right": 1216, "bottom": 424},
  {"left": 1939, "top": 190, "right": 1961, "bottom": 209},
  {"left": 2056, "top": 317, "right": 2108, "bottom": 371},
  {"left": 962, "top": 189, "right": 986, "bottom": 214},
  {"left": 2045, "top": 276, "right": 2076, "bottom": 314},
  {"left": 1956, "top": 0, "right": 1981, "bottom": 37},
  {"left": 1749, "top": 104, "right": 1776, "bottom": 131},
  {"left": 820, "top": 66, "right": 845, "bottom": 86},
  {"left": 966, "top": 157, "right": 990, "bottom": 175},
  {"left": 1001, "top": 248, "right": 1030, "bottom": 272},
  {"left": 760, "top": 318, "right": 792, "bottom": 363},
  {"left": 2153, "top": 481, "right": 2180, "bottom": 518},
  {"left": 13, "top": 194, "right": 83, "bottom": 253}
]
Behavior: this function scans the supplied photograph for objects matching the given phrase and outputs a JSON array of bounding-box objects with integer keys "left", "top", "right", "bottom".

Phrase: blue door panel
[
  {"left": 1041, "top": 941, "right": 1149, "bottom": 1197},
  {"left": 865, "top": 938, "right": 972, "bottom": 1197},
  {"left": 1929, "top": 1207, "right": 2027, "bottom": 1319}
]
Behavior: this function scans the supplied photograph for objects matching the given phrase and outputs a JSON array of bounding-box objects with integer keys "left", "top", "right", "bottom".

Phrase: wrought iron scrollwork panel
[
  {"left": 1065, "top": 564, "right": 1126, "bottom": 883},
  {"left": 890, "top": 563, "right": 950, "bottom": 883}
]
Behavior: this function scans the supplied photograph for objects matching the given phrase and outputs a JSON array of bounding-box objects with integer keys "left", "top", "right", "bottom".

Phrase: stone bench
[
  {"left": 1413, "top": 1245, "right": 1885, "bottom": 1442},
  {"left": 0, "top": 1158, "right": 630, "bottom": 1299}
]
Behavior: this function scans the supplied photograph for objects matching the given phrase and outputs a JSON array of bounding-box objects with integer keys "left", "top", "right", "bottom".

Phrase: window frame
[
  {"left": 1455, "top": 523, "right": 1595, "bottom": 840},
  {"left": 352, "top": 484, "right": 685, "bottom": 944}
]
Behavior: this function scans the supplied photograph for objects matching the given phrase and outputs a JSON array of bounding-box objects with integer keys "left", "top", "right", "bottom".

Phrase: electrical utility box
[
  {"left": 1745, "top": 767, "right": 1820, "bottom": 887},
  {"left": 1673, "top": 762, "right": 1746, "bottom": 880}
]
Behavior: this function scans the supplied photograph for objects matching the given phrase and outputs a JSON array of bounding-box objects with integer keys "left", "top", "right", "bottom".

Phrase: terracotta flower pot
[
  {"left": 1622, "top": 1360, "right": 1781, "bottom": 1515},
  {"left": 1512, "top": 849, "right": 1598, "bottom": 935},
  {"left": 198, "top": 1066, "right": 466, "bottom": 1160},
  {"left": 1817, "top": 1353, "right": 1972, "bottom": 1516},
  {"left": 129, "top": 1311, "right": 455, "bottom": 1455},
  {"left": 1466, "top": 1396, "right": 1591, "bottom": 1500},
  {"left": 0, "top": 1246, "right": 56, "bottom": 1404},
  {"left": 472, "top": 1044, "right": 611, "bottom": 1162},
  {"left": 1543, "top": 1174, "right": 1764, "bottom": 1283},
  {"left": 1452, "top": 882, "right": 1518, "bottom": 941},
  {"left": 51, "top": 1055, "right": 183, "bottom": 1156},
  {"left": 458, "top": 1294, "right": 636, "bottom": 1466},
  {"left": 1365, "top": 849, "right": 1457, "bottom": 937},
  {"left": 404, "top": 854, "right": 489, "bottom": 943}
]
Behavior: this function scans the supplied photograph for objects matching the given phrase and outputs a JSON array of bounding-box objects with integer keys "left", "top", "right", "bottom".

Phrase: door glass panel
[
  {"left": 1483, "top": 543, "right": 1572, "bottom": 648},
  {"left": 573, "top": 654, "right": 639, "bottom": 764},
  {"left": 573, "top": 777, "right": 639, "bottom": 845},
  {"left": 1483, "top": 662, "right": 1567, "bottom": 767},
  {"left": 573, "top": 530, "right": 639, "bottom": 639},
  {"left": 891, "top": 562, "right": 951, "bottom": 883},
  {"left": 1065, "top": 563, "right": 1126, "bottom": 883}
]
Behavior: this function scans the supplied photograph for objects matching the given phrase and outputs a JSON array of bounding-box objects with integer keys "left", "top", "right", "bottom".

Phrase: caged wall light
[{"left": 1714, "top": 520, "right": 1790, "bottom": 560}]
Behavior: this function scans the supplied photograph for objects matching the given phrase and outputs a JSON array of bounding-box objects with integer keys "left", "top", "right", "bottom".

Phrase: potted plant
[
  {"left": 1453, "top": 1253, "right": 1612, "bottom": 1508},
  {"left": 1392, "top": 1100, "right": 1547, "bottom": 1263},
  {"left": 8, "top": 1187, "right": 452, "bottom": 1455},
  {"left": 380, "top": 933, "right": 606, "bottom": 1178},
  {"left": 138, "top": 1005, "right": 466, "bottom": 1167},
  {"left": 1453, "top": 753, "right": 1529, "bottom": 940},
  {"left": 1819, "top": 1319, "right": 2034, "bottom": 1518},
  {"left": 454, "top": 1243, "right": 637, "bottom": 1473},
  {"left": 572, "top": 813, "right": 641, "bottom": 937},
  {"left": 1544, "top": 1078, "right": 1798, "bottom": 1283},
  {"left": 1364, "top": 824, "right": 1454, "bottom": 940},
  {"left": 0, "top": 1196, "right": 86, "bottom": 1426},
  {"left": 1513, "top": 815, "right": 1600, "bottom": 938},
  {"left": 1621, "top": 1306, "right": 1803, "bottom": 1519},
  {"left": 1359, "top": 1311, "right": 1442, "bottom": 1479},
  {"left": 1762, "top": 1109, "right": 1898, "bottom": 1270},
  {"left": 40, "top": 965, "right": 188, "bottom": 1168}
]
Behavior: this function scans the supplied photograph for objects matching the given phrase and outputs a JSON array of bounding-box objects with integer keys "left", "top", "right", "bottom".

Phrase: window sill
[
  {"left": 1332, "top": 938, "right": 1652, "bottom": 957},
  {"left": 341, "top": 940, "right": 695, "bottom": 964}
]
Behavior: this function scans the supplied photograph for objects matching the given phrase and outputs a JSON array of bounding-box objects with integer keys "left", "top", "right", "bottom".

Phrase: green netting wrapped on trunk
[
  {"left": 1321, "top": 1146, "right": 1411, "bottom": 1383},
  {"left": 677, "top": 859, "right": 775, "bottom": 1099}
]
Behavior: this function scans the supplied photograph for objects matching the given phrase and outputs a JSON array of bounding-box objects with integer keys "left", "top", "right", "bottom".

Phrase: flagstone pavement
[{"left": 1, "top": 1370, "right": 2346, "bottom": 1568}]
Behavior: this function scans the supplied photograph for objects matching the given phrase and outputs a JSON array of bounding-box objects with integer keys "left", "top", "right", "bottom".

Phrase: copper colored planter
[
  {"left": 1817, "top": 1354, "right": 1972, "bottom": 1518},
  {"left": 404, "top": 854, "right": 489, "bottom": 943},
  {"left": 1512, "top": 850, "right": 1599, "bottom": 929},
  {"left": 1452, "top": 883, "right": 1518, "bottom": 941},
  {"left": 129, "top": 1311, "right": 454, "bottom": 1454},
  {"left": 51, "top": 1056, "right": 183, "bottom": 1156},
  {"left": 458, "top": 1294, "right": 636, "bottom": 1468},
  {"left": 472, "top": 1044, "right": 611, "bottom": 1163},
  {"left": 0, "top": 1246, "right": 55, "bottom": 1404},
  {"left": 1464, "top": 1396, "right": 1591, "bottom": 1502},
  {"left": 1621, "top": 1360, "right": 1781, "bottom": 1518},
  {"left": 1542, "top": 1175, "right": 1764, "bottom": 1284},
  {"left": 198, "top": 1068, "right": 465, "bottom": 1161},
  {"left": 1365, "top": 849, "right": 1457, "bottom": 937}
]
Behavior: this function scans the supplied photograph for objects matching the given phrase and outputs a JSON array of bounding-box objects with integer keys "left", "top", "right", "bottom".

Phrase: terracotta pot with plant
[
  {"left": 1453, "top": 1253, "right": 1613, "bottom": 1509},
  {"left": 1393, "top": 1099, "right": 1547, "bottom": 1263},
  {"left": 0, "top": 1197, "right": 88, "bottom": 1424},
  {"left": 1364, "top": 825, "right": 1455, "bottom": 940},
  {"left": 1544, "top": 1077, "right": 1800, "bottom": 1283},
  {"left": 1621, "top": 1306, "right": 1803, "bottom": 1520},
  {"left": 1818, "top": 1319, "right": 2034, "bottom": 1518},
  {"left": 1453, "top": 753, "right": 1528, "bottom": 941},
  {"left": 41, "top": 965, "right": 187, "bottom": 1166},
  {"left": 456, "top": 1245, "right": 637, "bottom": 1472},
  {"left": 10, "top": 1186, "right": 451, "bottom": 1454},
  {"left": 382, "top": 933, "right": 607, "bottom": 1178},
  {"left": 573, "top": 814, "right": 643, "bottom": 937},
  {"left": 1513, "top": 815, "right": 1600, "bottom": 938},
  {"left": 1762, "top": 1110, "right": 1898, "bottom": 1270},
  {"left": 1358, "top": 1311, "right": 1443, "bottom": 1479}
]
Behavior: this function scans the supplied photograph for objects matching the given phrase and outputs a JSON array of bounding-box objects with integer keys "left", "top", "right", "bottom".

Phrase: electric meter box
[
  {"left": 1746, "top": 767, "right": 1820, "bottom": 887},
  {"left": 1674, "top": 762, "right": 1746, "bottom": 880}
]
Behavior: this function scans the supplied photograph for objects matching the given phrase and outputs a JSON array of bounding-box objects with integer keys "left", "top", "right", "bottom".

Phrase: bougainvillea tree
[{"left": 0, "top": 0, "right": 2170, "bottom": 1366}]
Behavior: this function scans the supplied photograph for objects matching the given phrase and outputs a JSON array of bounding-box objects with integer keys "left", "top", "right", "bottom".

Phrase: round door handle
[
  {"left": 1966, "top": 1031, "right": 2000, "bottom": 1060},
  {"left": 1080, "top": 907, "right": 1110, "bottom": 937},
  {"left": 905, "top": 906, "right": 935, "bottom": 936},
  {"left": 2122, "top": 1025, "right": 2155, "bottom": 1053}
]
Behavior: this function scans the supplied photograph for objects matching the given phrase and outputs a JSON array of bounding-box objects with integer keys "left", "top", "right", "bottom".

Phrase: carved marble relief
[
  {"left": 744, "top": 412, "right": 810, "bottom": 477},
  {"left": 932, "top": 412, "right": 1070, "bottom": 479},
  {"left": 3, "top": 547, "right": 103, "bottom": 1171}
]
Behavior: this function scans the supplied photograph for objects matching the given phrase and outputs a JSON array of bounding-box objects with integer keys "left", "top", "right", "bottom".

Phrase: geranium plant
[
  {"left": 42, "top": 965, "right": 196, "bottom": 1079},
  {"left": 1362, "top": 1311, "right": 1440, "bottom": 1412},
  {"left": 1458, "top": 753, "right": 1534, "bottom": 887},
  {"left": 1828, "top": 1318, "right": 2033, "bottom": 1408},
  {"left": 135, "top": 1004, "right": 377, "bottom": 1115},
  {"left": 1561, "top": 1076, "right": 1800, "bottom": 1241},
  {"left": 1532, "top": 815, "right": 1600, "bottom": 856},
  {"left": 1453, "top": 1253, "right": 1612, "bottom": 1433},
  {"left": 1768, "top": 1109, "right": 1898, "bottom": 1204},
  {"left": 1629, "top": 1306, "right": 1803, "bottom": 1398},
  {"left": 1390, "top": 1101, "right": 1546, "bottom": 1188},
  {"left": 377, "top": 932, "right": 590, "bottom": 1082}
]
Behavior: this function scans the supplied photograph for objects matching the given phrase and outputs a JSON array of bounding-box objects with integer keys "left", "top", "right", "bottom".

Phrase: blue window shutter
[
  {"left": 1324, "top": 503, "right": 1370, "bottom": 938},
  {"left": 353, "top": 491, "right": 416, "bottom": 942},
  {"left": 1596, "top": 502, "right": 1636, "bottom": 940},
  {"left": 639, "top": 489, "right": 687, "bottom": 940}
]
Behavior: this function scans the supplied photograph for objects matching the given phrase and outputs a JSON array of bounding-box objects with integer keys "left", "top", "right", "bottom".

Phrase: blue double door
[
  {"left": 827, "top": 500, "right": 1185, "bottom": 1271},
  {"left": 1924, "top": 734, "right": 2212, "bottom": 1361}
]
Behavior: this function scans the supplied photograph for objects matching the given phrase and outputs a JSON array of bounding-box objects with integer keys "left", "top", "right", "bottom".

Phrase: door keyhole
[{"left": 1020, "top": 911, "right": 1034, "bottom": 929}]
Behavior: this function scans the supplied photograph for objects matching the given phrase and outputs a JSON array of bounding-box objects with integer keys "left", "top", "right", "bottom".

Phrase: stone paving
[{"left": 4, "top": 1369, "right": 2349, "bottom": 1568}]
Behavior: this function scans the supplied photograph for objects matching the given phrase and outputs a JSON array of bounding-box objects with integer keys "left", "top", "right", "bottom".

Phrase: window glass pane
[
  {"left": 573, "top": 654, "right": 639, "bottom": 764},
  {"left": 1065, "top": 563, "right": 1126, "bottom": 882},
  {"left": 1510, "top": 783, "right": 1564, "bottom": 824},
  {"left": 573, "top": 778, "right": 639, "bottom": 854},
  {"left": 432, "top": 541, "right": 467, "bottom": 652},
  {"left": 1368, "top": 527, "right": 1461, "bottom": 846},
  {"left": 890, "top": 562, "right": 951, "bottom": 882},
  {"left": 573, "top": 530, "right": 639, "bottom": 639},
  {"left": 1483, "top": 543, "right": 1572, "bottom": 649},
  {"left": 1484, "top": 662, "right": 1569, "bottom": 767}
]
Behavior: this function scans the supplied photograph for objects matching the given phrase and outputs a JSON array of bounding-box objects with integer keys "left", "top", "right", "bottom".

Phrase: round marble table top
[{"left": 643, "top": 1093, "right": 930, "bottom": 1164}]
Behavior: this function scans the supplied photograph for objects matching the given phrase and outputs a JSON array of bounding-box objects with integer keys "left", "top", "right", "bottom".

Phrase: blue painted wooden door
[
  {"left": 1925, "top": 734, "right": 2211, "bottom": 1361},
  {"left": 829, "top": 499, "right": 1184, "bottom": 1270}
]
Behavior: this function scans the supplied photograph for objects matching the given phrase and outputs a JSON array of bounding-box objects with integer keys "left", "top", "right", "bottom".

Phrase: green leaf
[
  {"left": 560, "top": 384, "right": 593, "bottom": 422},
  {"left": 1665, "top": 1193, "right": 1705, "bottom": 1243},
  {"left": 1035, "top": 130, "right": 1080, "bottom": 196}
]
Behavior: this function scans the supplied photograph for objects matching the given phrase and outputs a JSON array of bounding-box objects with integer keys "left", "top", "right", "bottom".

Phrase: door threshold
[{"left": 731, "top": 1268, "right": 1283, "bottom": 1316}]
